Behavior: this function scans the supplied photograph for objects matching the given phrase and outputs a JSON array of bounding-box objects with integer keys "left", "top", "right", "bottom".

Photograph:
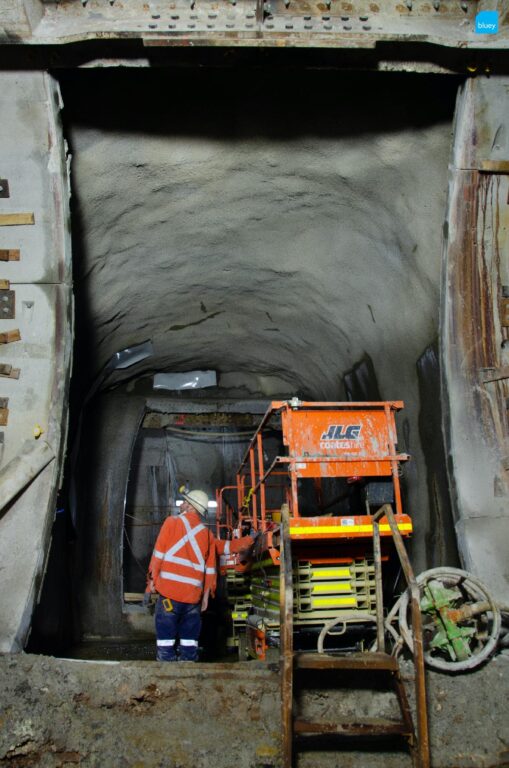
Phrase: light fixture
[
  {"left": 85, "top": 340, "right": 154, "bottom": 404},
  {"left": 153, "top": 370, "right": 217, "bottom": 391},
  {"left": 109, "top": 340, "right": 154, "bottom": 371}
]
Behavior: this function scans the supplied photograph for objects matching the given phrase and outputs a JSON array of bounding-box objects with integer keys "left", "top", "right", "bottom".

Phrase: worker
[{"left": 147, "top": 488, "right": 253, "bottom": 662}]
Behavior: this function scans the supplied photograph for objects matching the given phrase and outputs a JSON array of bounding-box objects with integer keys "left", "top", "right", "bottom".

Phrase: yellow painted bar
[
  {"left": 290, "top": 523, "right": 412, "bottom": 535},
  {"left": 0, "top": 213, "right": 35, "bottom": 226},
  {"left": 310, "top": 568, "right": 351, "bottom": 578},
  {"left": 310, "top": 583, "right": 352, "bottom": 593},
  {"left": 312, "top": 596, "right": 357, "bottom": 607}
]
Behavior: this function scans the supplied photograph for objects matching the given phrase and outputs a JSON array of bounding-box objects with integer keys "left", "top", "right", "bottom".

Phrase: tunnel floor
[
  {"left": 64, "top": 638, "right": 241, "bottom": 662},
  {"left": 1, "top": 652, "right": 508, "bottom": 768}
]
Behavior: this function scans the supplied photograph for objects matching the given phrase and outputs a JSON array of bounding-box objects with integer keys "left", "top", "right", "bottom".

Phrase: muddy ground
[{"left": 1, "top": 653, "right": 508, "bottom": 768}]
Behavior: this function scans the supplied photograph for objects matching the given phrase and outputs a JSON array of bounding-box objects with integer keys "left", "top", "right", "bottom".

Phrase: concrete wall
[
  {"left": 441, "top": 76, "right": 509, "bottom": 603},
  {"left": 0, "top": 72, "right": 73, "bottom": 651}
]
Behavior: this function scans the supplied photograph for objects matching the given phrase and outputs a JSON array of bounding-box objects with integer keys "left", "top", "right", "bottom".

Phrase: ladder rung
[
  {"left": 294, "top": 716, "right": 411, "bottom": 738},
  {"left": 295, "top": 652, "right": 399, "bottom": 671}
]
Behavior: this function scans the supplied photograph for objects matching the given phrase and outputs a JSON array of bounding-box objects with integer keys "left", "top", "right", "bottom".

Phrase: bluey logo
[
  {"left": 321, "top": 425, "right": 362, "bottom": 441},
  {"left": 475, "top": 10, "right": 498, "bottom": 34}
]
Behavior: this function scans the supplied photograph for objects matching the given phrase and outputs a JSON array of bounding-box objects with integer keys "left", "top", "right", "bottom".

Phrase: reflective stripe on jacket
[
  {"left": 149, "top": 511, "right": 216, "bottom": 604},
  {"left": 215, "top": 537, "right": 253, "bottom": 557}
]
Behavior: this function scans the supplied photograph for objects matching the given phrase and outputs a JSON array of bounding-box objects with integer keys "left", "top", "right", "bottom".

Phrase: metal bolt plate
[{"left": 0, "top": 290, "right": 15, "bottom": 320}]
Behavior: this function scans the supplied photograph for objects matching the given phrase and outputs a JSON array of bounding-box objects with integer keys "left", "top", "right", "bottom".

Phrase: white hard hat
[{"left": 182, "top": 489, "right": 209, "bottom": 516}]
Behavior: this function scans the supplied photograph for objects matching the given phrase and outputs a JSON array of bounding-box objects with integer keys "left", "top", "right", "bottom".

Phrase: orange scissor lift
[{"left": 216, "top": 400, "right": 429, "bottom": 768}]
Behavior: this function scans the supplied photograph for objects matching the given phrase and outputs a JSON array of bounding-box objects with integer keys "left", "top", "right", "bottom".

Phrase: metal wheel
[{"left": 398, "top": 567, "right": 501, "bottom": 672}]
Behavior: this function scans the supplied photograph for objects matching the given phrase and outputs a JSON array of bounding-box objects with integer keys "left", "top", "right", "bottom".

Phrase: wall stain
[
  {"left": 343, "top": 352, "right": 381, "bottom": 401},
  {"left": 417, "top": 340, "right": 459, "bottom": 568},
  {"left": 169, "top": 311, "right": 223, "bottom": 331}
]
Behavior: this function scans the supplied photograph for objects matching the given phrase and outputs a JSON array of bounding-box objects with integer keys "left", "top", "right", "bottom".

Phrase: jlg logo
[{"left": 321, "top": 425, "right": 362, "bottom": 441}]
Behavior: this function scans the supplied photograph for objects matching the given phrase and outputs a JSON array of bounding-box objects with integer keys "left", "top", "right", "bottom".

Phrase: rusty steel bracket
[
  {"left": 0, "top": 250, "right": 20, "bottom": 262},
  {"left": 0, "top": 180, "right": 9, "bottom": 198},
  {"left": 0, "top": 289, "right": 15, "bottom": 320},
  {"left": 0, "top": 397, "right": 9, "bottom": 426},
  {"left": 0, "top": 329, "right": 21, "bottom": 344}
]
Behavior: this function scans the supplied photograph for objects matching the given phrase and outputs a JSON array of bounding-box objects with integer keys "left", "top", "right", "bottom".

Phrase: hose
[{"left": 397, "top": 567, "right": 501, "bottom": 672}]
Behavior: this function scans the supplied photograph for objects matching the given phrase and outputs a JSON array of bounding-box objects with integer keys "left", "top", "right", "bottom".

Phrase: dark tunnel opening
[{"left": 28, "top": 64, "right": 462, "bottom": 659}]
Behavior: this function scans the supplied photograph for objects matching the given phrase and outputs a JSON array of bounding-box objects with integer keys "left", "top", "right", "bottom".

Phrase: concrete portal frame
[
  {"left": 0, "top": 65, "right": 508, "bottom": 650},
  {"left": 441, "top": 75, "right": 509, "bottom": 604},
  {"left": 0, "top": 72, "right": 73, "bottom": 652},
  {"left": 1, "top": 0, "right": 508, "bottom": 60}
]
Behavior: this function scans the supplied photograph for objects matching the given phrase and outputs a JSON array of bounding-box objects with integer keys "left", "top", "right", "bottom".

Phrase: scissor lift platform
[{"left": 216, "top": 400, "right": 429, "bottom": 767}]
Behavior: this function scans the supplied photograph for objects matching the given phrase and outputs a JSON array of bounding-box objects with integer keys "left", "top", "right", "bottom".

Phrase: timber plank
[
  {"left": 0, "top": 330, "right": 21, "bottom": 344},
  {"left": 0, "top": 250, "right": 20, "bottom": 261},
  {"left": 0, "top": 367, "right": 20, "bottom": 380},
  {"left": 0, "top": 213, "right": 35, "bottom": 226}
]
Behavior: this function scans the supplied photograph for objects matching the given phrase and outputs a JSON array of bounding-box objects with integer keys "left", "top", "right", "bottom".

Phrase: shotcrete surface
[
  {"left": 65, "top": 71, "right": 451, "bottom": 403},
  {"left": 63, "top": 69, "right": 457, "bottom": 574},
  {"left": 0, "top": 654, "right": 508, "bottom": 767}
]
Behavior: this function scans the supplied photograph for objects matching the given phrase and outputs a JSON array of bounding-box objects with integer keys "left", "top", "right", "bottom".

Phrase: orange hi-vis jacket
[
  {"left": 149, "top": 510, "right": 253, "bottom": 604},
  {"left": 149, "top": 510, "right": 216, "bottom": 604}
]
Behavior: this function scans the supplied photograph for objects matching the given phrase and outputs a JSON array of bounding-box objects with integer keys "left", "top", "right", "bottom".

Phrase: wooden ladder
[{"left": 279, "top": 503, "right": 430, "bottom": 768}]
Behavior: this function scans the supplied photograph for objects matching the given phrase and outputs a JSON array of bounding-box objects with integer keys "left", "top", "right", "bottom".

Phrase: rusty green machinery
[{"left": 391, "top": 567, "right": 501, "bottom": 673}]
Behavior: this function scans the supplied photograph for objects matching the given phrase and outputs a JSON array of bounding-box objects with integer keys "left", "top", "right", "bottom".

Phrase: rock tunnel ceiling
[{"left": 62, "top": 70, "right": 458, "bottom": 400}]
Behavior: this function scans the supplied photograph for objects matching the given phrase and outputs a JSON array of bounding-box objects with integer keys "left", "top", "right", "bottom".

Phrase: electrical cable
[
  {"left": 165, "top": 426, "right": 255, "bottom": 438},
  {"left": 124, "top": 512, "right": 166, "bottom": 526},
  {"left": 164, "top": 426, "right": 276, "bottom": 440},
  {"left": 123, "top": 526, "right": 150, "bottom": 578}
]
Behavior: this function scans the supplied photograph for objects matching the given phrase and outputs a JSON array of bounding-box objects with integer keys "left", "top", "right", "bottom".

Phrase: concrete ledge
[
  {"left": 0, "top": 655, "right": 281, "bottom": 768},
  {"left": 1, "top": 653, "right": 509, "bottom": 768}
]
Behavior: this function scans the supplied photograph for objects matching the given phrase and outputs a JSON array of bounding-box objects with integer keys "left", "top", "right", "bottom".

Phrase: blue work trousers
[{"left": 155, "top": 596, "right": 201, "bottom": 662}]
